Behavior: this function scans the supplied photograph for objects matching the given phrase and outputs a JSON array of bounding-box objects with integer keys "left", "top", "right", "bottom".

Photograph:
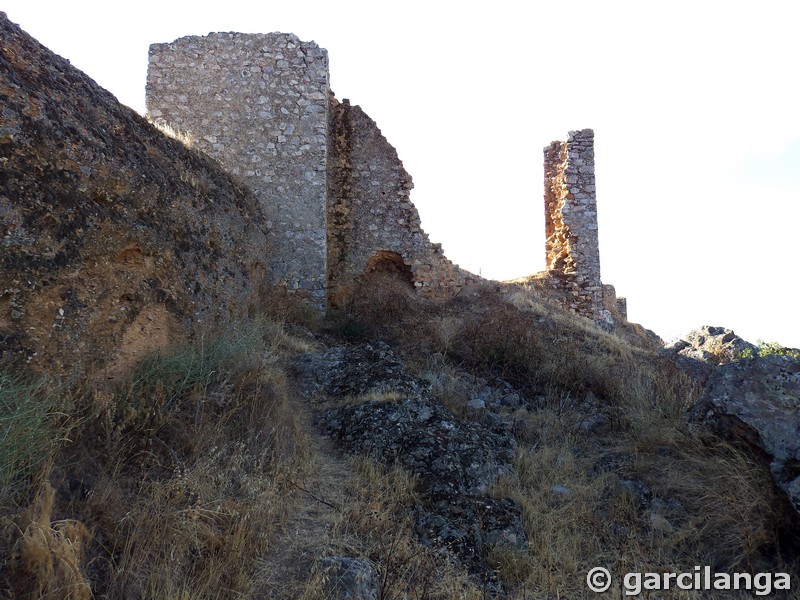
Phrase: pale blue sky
[{"left": 4, "top": 0, "right": 799, "bottom": 347}]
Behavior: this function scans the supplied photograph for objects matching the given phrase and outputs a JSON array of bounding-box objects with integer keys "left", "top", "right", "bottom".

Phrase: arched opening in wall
[{"left": 364, "top": 251, "right": 415, "bottom": 288}]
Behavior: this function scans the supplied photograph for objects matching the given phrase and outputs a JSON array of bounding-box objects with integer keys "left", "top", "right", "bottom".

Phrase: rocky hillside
[
  {"left": 2, "top": 12, "right": 800, "bottom": 600},
  {"left": 1, "top": 12, "right": 270, "bottom": 383}
]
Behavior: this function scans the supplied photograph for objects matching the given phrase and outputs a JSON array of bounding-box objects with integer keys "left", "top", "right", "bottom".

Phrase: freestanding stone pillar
[{"left": 543, "top": 129, "right": 603, "bottom": 318}]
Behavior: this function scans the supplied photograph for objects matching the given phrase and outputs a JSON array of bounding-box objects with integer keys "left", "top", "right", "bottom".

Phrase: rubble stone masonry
[
  {"left": 147, "top": 32, "right": 474, "bottom": 308},
  {"left": 147, "top": 32, "right": 329, "bottom": 302},
  {"left": 327, "top": 97, "right": 476, "bottom": 304},
  {"left": 542, "top": 129, "right": 605, "bottom": 318}
]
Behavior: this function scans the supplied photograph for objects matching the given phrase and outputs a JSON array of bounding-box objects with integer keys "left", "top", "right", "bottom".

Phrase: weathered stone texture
[
  {"left": 0, "top": 13, "right": 270, "bottom": 381},
  {"left": 690, "top": 354, "right": 800, "bottom": 514},
  {"left": 295, "top": 342, "right": 525, "bottom": 584},
  {"left": 145, "top": 35, "right": 620, "bottom": 322},
  {"left": 327, "top": 98, "right": 476, "bottom": 304},
  {"left": 664, "top": 325, "right": 757, "bottom": 384},
  {"left": 602, "top": 283, "right": 627, "bottom": 320},
  {"left": 542, "top": 129, "right": 604, "bottom": 318},
  {"left": 147, "top": 32, "right": 329, "bottom": 302},
  {"left": 314, "top": 557, "right": 380, "bottom": 600}
]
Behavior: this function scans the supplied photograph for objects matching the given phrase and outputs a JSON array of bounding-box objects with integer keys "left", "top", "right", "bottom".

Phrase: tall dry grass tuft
[
  {"left": 8, "top": 482, "right": 91, "bottom": 599},
  {"left": 445, "top": 288, "right": 643, "bottom": 401},
  {"left": 148, "top": 118, "right": 196, "bottom": 148},
  {"left": 644, "top": 437, "right": 789, "bottom": 571},
  {"left": 325, "top": 271, "right": 442, "bottom": 347},
  {"left": 488, "top": 408, "right": 792, "bottom": 597},
  {"left": 80, "top": 319, "right": 313, "bottom": 598},
  {"left": 255, "top": 285, "right": 322, "bottom": 332}
]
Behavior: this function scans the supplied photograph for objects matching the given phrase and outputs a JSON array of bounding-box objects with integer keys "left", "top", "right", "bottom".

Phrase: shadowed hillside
[{"left": 0, "top": 12, "right": 270, "bottom": 383}]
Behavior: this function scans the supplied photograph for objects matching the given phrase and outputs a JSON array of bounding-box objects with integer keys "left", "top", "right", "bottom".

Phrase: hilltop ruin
[
  {"left": 0, "top": 15, "right": 627, "bottom": 383},
  {"left": 537, "top": 129, "right": 626, "bottom": 322},
  {"left": 146, "top": 32, "right": 623, "bottom": 321},
  {"left": 146, "top": 33, "right": 475, "bottom": 308}
]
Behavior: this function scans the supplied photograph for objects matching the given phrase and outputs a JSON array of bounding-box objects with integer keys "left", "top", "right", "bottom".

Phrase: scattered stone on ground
[
  {"left": 315, "top": 557, "right": 380, "bottom": 600},
  {"left": 294, "top": 342, "right": 526, "bottom": 585}
]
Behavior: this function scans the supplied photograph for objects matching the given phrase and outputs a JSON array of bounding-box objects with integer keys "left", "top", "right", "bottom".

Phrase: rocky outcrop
[
  {"left": 294, "top": 343, "right": 526, "bottom": 584},
  {"left": 320, "top": 392, "right": 515, "bottom": 501},
  {"left": 315, "top": 557, "right": 380, "bottom": 600},
  {"left": 689, "top": 354, "right": 800, "bottom": 514},
  {"left": 0, "top": 13, "right": 270, "bottom": 381},
  {"left": 663, "top": 326, "right": 756, "bottom": 383},
  {"left": 293, "top": 341, "right": 424, "bottom": 400}
]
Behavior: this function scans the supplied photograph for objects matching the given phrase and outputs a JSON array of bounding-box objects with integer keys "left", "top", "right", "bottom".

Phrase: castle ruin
[
  {"left": 146, "top": 32, "right": 474, "bottom": 308},
  {"left": 146, "top": 32, "right": 622, "bottom": 320}
]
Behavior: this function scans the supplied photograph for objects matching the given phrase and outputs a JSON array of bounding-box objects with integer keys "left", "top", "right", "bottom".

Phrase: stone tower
[
  {"left": 146, "top": 32, "right": 330, "bottom": 304},
  {"left": 543, "top": 129, "right": 603, "bottom": 318}
]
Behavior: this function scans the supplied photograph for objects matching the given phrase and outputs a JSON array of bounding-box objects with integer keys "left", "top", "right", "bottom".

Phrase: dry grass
[
  {"left": 340, "top": 279, "right": 799, "bottom": 598},
  {"left": 0, "top": 371, "right": 64, "bottom": 507},
  {"left": 8, "top": 482, "right": 91, "bottom": 600},
  {"left": 489, "top": 411, "right": 788, "bottom": 598},
  {"left": 421, "top": 353, "right": 474, "bottom": 417},
  {"left": 1, "top": 316, "right": 315, "bottom": 599},
  {"left": 148, "top": 118, "right": 196, "bottom": 148},
  {"left": 299, "top": 457, "right": 484, "bottom": 600},
  {"left": 3, "top": 279, "right": 797, "bottom": 599},
  {"left": 325, "top": 271, "right": 439, "bottom": 346},
  {"left": 84, "top": 320, "right": 313, "bottom": 598}
]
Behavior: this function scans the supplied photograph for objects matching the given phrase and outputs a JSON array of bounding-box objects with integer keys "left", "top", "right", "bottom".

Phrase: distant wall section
[
  {"left": 147, "top": 32, "right": 329, "bottom": 302},
  {"left": 327, "top": 97, "right": 476, "bottom": 304}
]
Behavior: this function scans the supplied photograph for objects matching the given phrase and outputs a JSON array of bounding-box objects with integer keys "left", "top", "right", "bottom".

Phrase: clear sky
[{"left": 4, "top": 1, "right": 799, "bottom": 347}]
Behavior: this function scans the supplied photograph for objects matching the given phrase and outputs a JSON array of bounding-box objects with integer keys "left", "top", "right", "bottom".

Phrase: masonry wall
[
  {"left": 327, "top": 97, "right": 477, "bottom": 305},
  {"left": 542, "top": 129, "right": 603, "bottom": 318},
  {"left": 146, "top": 32, "right": 329, "bottom": 302}
]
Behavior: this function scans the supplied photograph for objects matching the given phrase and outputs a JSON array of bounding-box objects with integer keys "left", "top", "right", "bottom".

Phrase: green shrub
[
  {"left": 0, "top": 370, "right": 59, "bottom": 504},
  {"left": 739, "top": 341, "right": 800, "bottom": 359},
  {"left": 130, "top": 331, "right": 250, "bottom": 407},
  {"left": 95, "top": 322, "right": 272, "bottom": 464}
]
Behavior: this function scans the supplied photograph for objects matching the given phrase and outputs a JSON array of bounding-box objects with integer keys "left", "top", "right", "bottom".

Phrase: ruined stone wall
[
  {"left": 146, "top": 32, "right": 479, "bottom": 308},
  {"left": 542, "top": 129, "right": 603, "bottom": 318},
  {"left": 327, "top": 98, "right": 476, "bottom": 304},
  {"left": 146, "top": 32, "right": 329, "bottom": 303},
  {"left": 603, "top": 284, "right": 627, "bottom": 320}
]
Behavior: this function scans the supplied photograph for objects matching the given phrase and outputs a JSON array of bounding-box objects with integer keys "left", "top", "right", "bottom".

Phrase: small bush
[
  {"left": 739, "top": 341, "right": 800, "bottom": 359},
  {"left": 0, "top": 370, "right": 61, "bottom": 505}
]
